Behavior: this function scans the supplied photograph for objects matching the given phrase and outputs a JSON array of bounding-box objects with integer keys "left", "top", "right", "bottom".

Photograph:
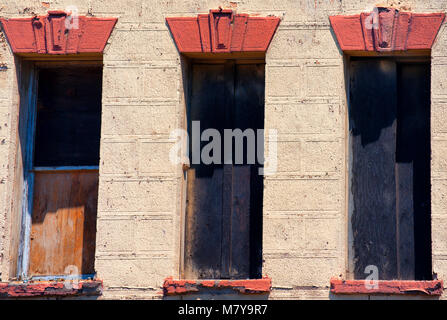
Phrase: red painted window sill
[
  {"left": 330, "top": 278, "right": 443, "bottom": 296},
  {"left": 163, "top": 277, "right": 272, "bottom": 295},
  {"left": 0, "top": 280, "right": 103, "bottom": 298}
]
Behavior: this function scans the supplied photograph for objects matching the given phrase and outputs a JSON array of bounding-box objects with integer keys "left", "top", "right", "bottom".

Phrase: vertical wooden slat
[
  {"left": 234, "top": 64, "right": 265, "bottom": 278},
  {"left": 396, "top": 162, "right": 415, "bottom": 279},
  {"left": 221, "top": 165, "right": 232, "bottom": 278},
  {"left": 221, "top": 61, "right": 235, "bottom": 278},
  {"left": 184, "top": 63, "right": 226, "bottom": 279},
  {"left": 17, "top": 66, "right": 37, "bottom": 279},
  {"left": 230, "top": 165, "right": 251, "bottom": 277},
  {"left": 396, "top": 63, "right": 431, "bottom": 280},
  {"left": 185, "top": 62, "right": 265, "bottom": 279},
  {"left": 184, "top": 168, "right": 224, "bottom": 279}
]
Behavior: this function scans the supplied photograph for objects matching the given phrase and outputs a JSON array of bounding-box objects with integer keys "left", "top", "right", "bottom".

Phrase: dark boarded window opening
[
  {"left": 184, "top": 60, "right": 264, "bottom": 279},
  {"left": 349, "top": 58, "right": 431, "bottom": 280},
  {"left": 28, "top": 65, "right": 102, "bottom": 277},
  {"left": 34, "top": 67, "right": 102, "bottom": 167}
]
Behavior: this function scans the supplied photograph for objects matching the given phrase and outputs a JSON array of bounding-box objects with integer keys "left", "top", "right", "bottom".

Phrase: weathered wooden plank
[
  {"left": 29, "top": 171, "right": 98, "bottom": 276},
  {"left": 233, "top": 63, "right": 265, "bottom": 279},
  {"left": 185, "top": 62, "right": 265, "bottom": 279},
  {"left": 349, "top": 59, "right": 398, "bottom": 280},
  {"left": 185, "top": 63, "right": 226, "bottom": 279},
  {"left": 221, "top": 164, "right": 232, "bottom": 279},
  {"left": 230, "top": 165, "right": 251, "bottom": 278},
  {"left": 397, "top": 63, "right": 431, "bottom": 280},
  {"left": 221, "top": 62, "right": 235, "bottom": 279},
  {"left": 184, "top": 168, "right": 223, "bottom": 279},
  {"left": 396, "top": 162, "right": 415, "bottom": 279}
]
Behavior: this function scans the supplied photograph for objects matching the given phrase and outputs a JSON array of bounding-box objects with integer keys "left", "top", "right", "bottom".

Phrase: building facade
[{"left": 0, "top": 0, "right": 446, "bottom": 299}]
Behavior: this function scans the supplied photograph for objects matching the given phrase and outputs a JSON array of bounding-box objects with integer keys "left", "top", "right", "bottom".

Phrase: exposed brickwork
[
  {"left": 330, "top": 279, "right": 443, "bottom": 296},
  {"left": 163, "top": 277, "right": 272, "bottom": 295},
  {"left": 0, "top": 280, "right": 102, "bottom": 298}
]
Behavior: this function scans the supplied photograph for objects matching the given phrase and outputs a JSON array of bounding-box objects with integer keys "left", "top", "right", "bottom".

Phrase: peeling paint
[
  {"left": 163, "top": 277, "right": 272, "bottom": 295},
  {"left": 330, "top": 279, "right": 443, "bottom": 296},
  {"left": 0, "top": 280, "right": 103, "bottom": 298}
]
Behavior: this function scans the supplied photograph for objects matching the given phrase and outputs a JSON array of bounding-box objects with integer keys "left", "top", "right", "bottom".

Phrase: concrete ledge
[
  {"left": 330, "top": 278, "right": 443, "bottom": 296},
  {"left": 0, "top": 280, "right": 103, "bottom": 298},
  {"left": 163, "top": 277, "right": 272, "bottom": 295}
]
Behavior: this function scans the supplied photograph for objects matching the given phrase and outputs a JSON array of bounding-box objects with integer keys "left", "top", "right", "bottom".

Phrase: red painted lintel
[
  {"left": 0, "top": 12, "right": 117, "bottom": 54},
  {"left": 166, "top": 9, "right": 280, "bottom": 54},
  {"left": 329, "top": 8, "right": 445, "bottom": 52}
]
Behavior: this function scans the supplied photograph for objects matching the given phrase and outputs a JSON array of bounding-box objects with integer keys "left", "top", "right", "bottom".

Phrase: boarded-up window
[
  {"left": 349, "top": 58, "right": 431, "bottom": 280},
  {"left": 24, "top": 65, "right": 102, "bottom": 278},
  {"left": 184, "top": 61, "right": 264, "bottom": 279}
]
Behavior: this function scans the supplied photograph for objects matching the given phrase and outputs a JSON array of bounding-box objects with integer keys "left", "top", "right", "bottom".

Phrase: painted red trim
[
  {"left": 0, "top": 11, "right": 117, "bottom": 54},
  {"left": 0, "top": 280, "right": 103, "bottom": 298},
  {"left": 330, "top": 278, "right": 443, "bottom": 296},
  {"left": 330, "top": 7, "right": 445, "bottom": 52},
  {"left": 166, "top": 10, "right": 280, "bottom": 53},
  {"left": 163, "top": 277, "right": 272, "bottom": 295}
]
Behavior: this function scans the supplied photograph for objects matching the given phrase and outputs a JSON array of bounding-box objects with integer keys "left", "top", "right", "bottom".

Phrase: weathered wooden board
[
  {"left": 185, "top": 168, "right": 224, "bottom": 279},
  {"left": 349, "top": 59, "right": 431, "bottom": 280},
  {"left": 29, "top": 170, "right": 98, "bottom": 276},
  {"left": 185, "top": 63, "right": 226, "bottom": 279},
  {"left": 230, "top": 165, "right": 251, "bottom": 278},
  {"left": 234, "top": 64, "right": 265, "bottom": 278},
  {"left": 185, "top": 62, "right": 265, "bottom": 279},
  {"left": 396, "top": 63, "right": 431, "bottom": 280},
  {"left": 349, "top": 59, "right": 398, "bottom": 280},
  {"left": 395, "top": 162, "right": 415, "bottom": 279}
]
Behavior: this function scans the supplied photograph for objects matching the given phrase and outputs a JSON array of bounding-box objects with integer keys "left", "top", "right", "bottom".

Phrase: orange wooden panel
[{"left": 29, "top": 170, "right": 98, "bottom": 276}]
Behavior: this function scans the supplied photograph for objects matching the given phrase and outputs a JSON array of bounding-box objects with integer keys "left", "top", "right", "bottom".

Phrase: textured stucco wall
[{"left": 0, "top": 0, "right": 446, "bottom": 300}]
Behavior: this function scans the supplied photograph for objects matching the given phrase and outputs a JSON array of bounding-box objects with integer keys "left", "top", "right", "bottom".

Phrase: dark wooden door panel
[
  {"left": 185, "top": 62, "right": 264, "bottom": 279},
  {"left": 349, "top": 59, "right": 431, "bottom": 280},
  {"left": 29, "top": 170, "right": 98, "bottom": 276},
  {"left": 349, "top": 59, "right": 398, "bottom": 280}
]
